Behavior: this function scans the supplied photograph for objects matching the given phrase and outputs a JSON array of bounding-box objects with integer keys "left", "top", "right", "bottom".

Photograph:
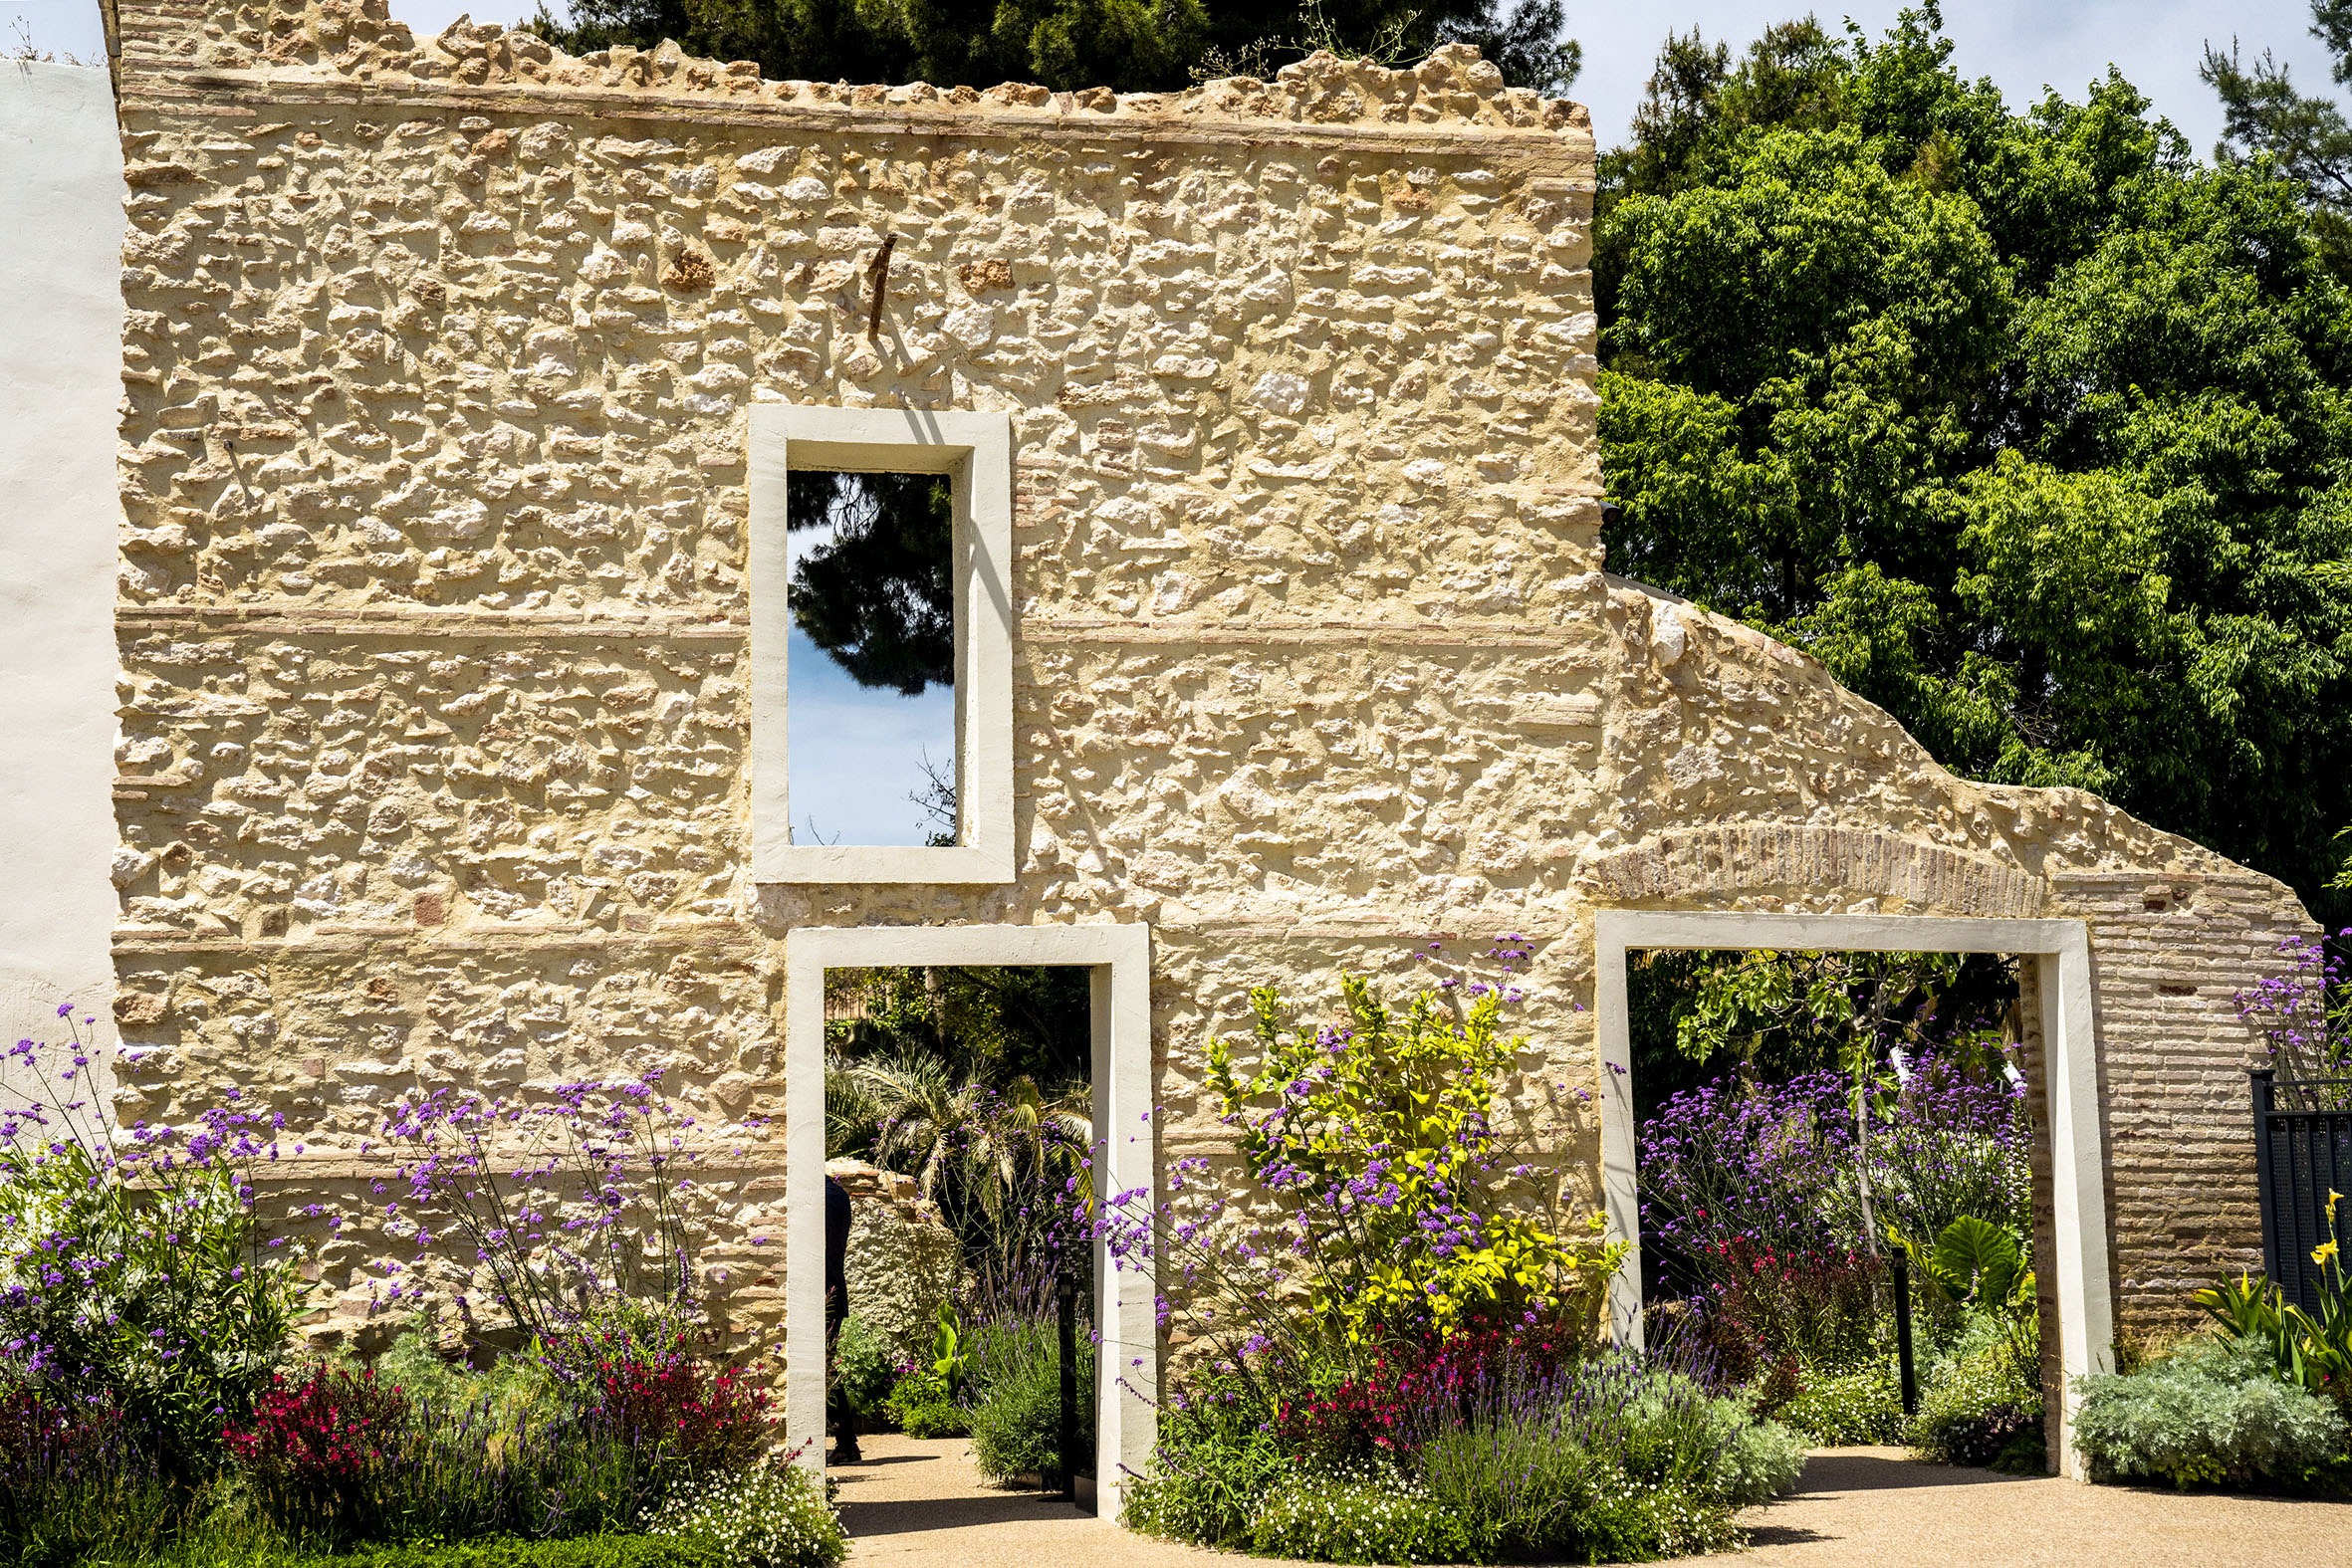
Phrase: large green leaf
[{"left": 1928, "top": 1215, "right": 2022, "bottom": 1305}]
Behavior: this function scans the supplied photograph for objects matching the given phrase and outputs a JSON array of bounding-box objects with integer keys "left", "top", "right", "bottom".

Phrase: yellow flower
[{"left": 2314, "top": 1239, "right": 2341, "bottom": 1266}]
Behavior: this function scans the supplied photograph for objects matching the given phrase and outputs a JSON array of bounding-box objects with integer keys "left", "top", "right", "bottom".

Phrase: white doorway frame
[
  {"left": 784, "top": 922, "right": 1157, "bottom": 1516},
  {"left": 1592, "top": 911, "right": 2111, "bottom": 1476}
]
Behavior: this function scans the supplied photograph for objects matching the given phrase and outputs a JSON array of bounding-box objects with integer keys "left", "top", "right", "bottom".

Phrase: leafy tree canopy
[
  {"left": 2204, "top": 0, "right": 2352, "bottom": 280},
  {"left": 1598, "top": 4, "right": 2352, "bottom": 915},
  {"left": 787, "top": 470, "right": 955, "bottom": 696},
  {"left": 1627, "top": 946, "right": 2013, "bottom": 1120},
  {"left": 532, "top": 0, "right": 1581, "bottom": 96}
]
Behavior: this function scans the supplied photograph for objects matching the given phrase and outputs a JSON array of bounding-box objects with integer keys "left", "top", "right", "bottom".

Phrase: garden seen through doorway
[
  {"left": 1629, "top": 948, "right": 2049, "bottom": 1470},
  {"left": 822, "top": 964, "right": 1101, "bottom": 1521}
]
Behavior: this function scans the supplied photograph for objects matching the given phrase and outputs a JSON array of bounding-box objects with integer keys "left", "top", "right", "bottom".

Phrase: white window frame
[
  {"left": 1592, "top": 910, "right": 2112, "bottom": 1476},
  {"left": 783, "top": 922, "right": 1158, "bottom": 1518},
  {"left": 747, "top": 404, "right": 1014, "bottom": 884}
]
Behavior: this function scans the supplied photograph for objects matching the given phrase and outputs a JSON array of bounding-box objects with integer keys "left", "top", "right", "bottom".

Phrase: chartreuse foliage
[
  {"left": 1204, "top": 975, "right": 1623, "bottom": 1348},
  {"left": 1598, "top": 5, "right": 2352, "bottom": 915}
]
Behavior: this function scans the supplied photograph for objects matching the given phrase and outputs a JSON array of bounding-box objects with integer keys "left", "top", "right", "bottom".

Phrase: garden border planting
[{"left": 1594, "top": 910, "right": 2110, "bottom": 1471}]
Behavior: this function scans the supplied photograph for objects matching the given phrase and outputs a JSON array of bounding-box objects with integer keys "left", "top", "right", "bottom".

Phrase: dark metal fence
[{"left": 2252, "top": 1068, "right": 2352, "bottom": 1311}]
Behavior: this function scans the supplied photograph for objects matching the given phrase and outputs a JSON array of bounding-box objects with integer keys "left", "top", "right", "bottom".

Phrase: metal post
[
  {"left": 2252, "top": 1068, "right": 2281, "bottom": 1291},
  {"left": 1057, "top": 1273, "right": 1077, "bottom": 1506},
  {"left": 1892, "top": 1249, "right": 1917, "bottom": 1417}
]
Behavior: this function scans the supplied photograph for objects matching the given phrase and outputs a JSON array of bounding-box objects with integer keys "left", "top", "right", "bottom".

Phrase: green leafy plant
[
  {"left": 1907, "top": 1334, "right": 2043, "bottom": 1471},
  {"left": 828, "top": 1317, "right": 897, "bottom": 1420},
  {"left": 1249, "top": 1459, "right": 1468, "bottom": 1566},
  {"left": 1129, "top": 970, "right": 1623, "bottom": 1363},
  {"left": 968, "top": 1341, "right": 1094, "bottom": 1482},
  {"left": 640, "top": 1461, "right": 846, "bottom": 1568},
  {"left": 879, "top": 1372, "right": 966, "bottom": 1439},
  {"left": 1779, "top": 1362, "right": 1905, "bottom": 1446},
  {"left": 0, "top": 1021, "right": 312, "bottom": 1475},
  {"left": 1715, "top": 1418, "right": 1808, "bottom": 1506},
  {"left": 1905, "top": 1217, "right": 2025, "bottom": 1307},
  {"left": 2193, "top": 1193, "right": 2352, "bottom": 1411},
  {"left": 1895, "top": 1215, "right": 2041, "bottom": 1382},
  {"left": 286, "top": 1534, "right": 736, "bottom": 1567},
  {"left": 928, "top": 1303, "right": 970, "bottom": 1398},
  {"left": 1120, "top": 1373, "right": 1286, "bottom": 1550},
  {"left": 2074, "top": 1334, "right": 2348, "bottom": 1488}
]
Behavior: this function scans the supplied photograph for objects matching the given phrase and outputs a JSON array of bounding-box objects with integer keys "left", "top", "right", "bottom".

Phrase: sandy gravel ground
[{"left": 834, "top": 1435, "right": 2352, "bottom": 1567}]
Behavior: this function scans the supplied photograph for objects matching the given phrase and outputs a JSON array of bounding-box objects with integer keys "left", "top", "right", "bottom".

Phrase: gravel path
[{"left": 834, "top": 1435, "right": 2352, "bottom": 1566}]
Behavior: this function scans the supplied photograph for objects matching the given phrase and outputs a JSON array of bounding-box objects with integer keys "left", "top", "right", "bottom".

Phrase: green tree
[
  {"left": 823, "top": 964, "right": 1094, "bottom": 1277},
  {"left": 2204, "top": 0, "right": 2352, "bottom": 280},
  {"left": 1660, "top": 948, "right": 2010, "bottom": 1250},
  {"left": 788, "top": 470, "right": 954, "bottom": 697},
  {"left": 533, "top": 0, "right": 1580, "bottom": 96},
  {"left": 1598, "top": 6, "right": 2352, "bottom": 914}
]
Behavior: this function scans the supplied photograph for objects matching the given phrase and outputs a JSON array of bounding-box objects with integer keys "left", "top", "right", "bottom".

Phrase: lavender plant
[
  {"left": 1636, "top": 1068, "right": 1855, "bottom": 1283},
  {"left": 1639, "top": 1050, "right": 2030, "bottom": 1296},
  {"left": 0, "top": 1011, "right": 310, "bottom": 1472},
  {"left": 2235, "top": 929, "right": 2352, "bottom": 1101},
  {"left": 1865, "top": 1050, "right": 2033, "bottom": 1244},
  {"left": 376, "top": 1071, "right": 736, "bottom": 1343},
  {"left": 0, "top": 1388, "right": 182, "bottom": 1564},
  {"left": 1639, "top": 1044, "right": 2033, "bottom": 1393}
]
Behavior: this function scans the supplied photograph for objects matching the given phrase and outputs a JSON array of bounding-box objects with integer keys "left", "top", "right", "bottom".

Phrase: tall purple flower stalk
[
  {"left": 0, "top": 1011, "right": 315, "bottom": 1466},
  {"left": 1638, "top": 1069, "right": 1855, "bottom": 1283},
  {"left": 1638, "top": 1050, "right": 2030, "bottom": 1298},
  {"left": 2236, "top": 929, "right": 2352, "bottom": 1104},
  {"left": 378, "top": 1073, "right": 745, "bottom": 1342}
]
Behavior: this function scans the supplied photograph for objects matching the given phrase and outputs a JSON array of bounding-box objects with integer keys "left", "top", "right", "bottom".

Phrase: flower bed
[
  {"left": 0, "top": 1013, "right": 844, "bottom": 1568},
  {"left": 1635, "top": 1020, "right": 2047, "bottom": 1473},
  {"left": 1099, "top": 957, "right": 1808, "bottom": 1562}
]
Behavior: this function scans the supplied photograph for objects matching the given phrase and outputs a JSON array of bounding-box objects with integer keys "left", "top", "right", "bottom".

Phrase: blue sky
[
  {"left": 786, "top": 503, "right": 956, "bottom": 849},
  {"left": 12, "top": 0, "right": 2345, "bottom": 152},
  {"left": 787, "top": 626, "right": 954, "bottom": 848}
]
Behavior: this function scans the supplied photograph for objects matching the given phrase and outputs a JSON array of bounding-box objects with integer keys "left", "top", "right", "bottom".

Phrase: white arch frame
[
  {"left": 1592, "top": 911, "right": 2110, "bottom": 1476},
  {"left": 784, "top": 922, "right": 1157, "bottom": 1515}
]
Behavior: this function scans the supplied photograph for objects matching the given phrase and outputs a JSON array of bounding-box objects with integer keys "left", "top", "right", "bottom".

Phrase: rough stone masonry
[{"left": 101, "top": 0, "right": 2311, "bottom": 1415}]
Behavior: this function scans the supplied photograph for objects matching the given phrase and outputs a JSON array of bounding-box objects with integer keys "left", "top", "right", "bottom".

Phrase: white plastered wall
[
  {"left": 783, "top": 923, "right": 1155, "bottom": 1513},
  {"left": 1591, "top": 911, "right": 2112, "bottom": 1477},
  {"left": 0, "top": 62, "right": 121, "bottom": 1063}
]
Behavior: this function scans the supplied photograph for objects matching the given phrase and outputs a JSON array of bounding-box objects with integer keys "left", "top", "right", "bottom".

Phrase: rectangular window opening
[
  {"left": 786, "top": 470, "right": 960, "bottom": 850},
  {"left": 748, "top": 405, "right": 1013, "bottom": 884}
]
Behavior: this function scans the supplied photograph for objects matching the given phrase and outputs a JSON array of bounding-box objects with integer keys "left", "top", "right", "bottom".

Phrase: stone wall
[
  {"left": 104, "top": 0, "right": 2311, "bottom": 1385},
  {"left": 827, "top": 1158, "right": 960, "bottom": 1354}
]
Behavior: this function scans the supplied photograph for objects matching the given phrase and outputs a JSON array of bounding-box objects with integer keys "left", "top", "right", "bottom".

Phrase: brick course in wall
[{"left": 103, "top": 0, "right": 2312, "bottom": 1386}]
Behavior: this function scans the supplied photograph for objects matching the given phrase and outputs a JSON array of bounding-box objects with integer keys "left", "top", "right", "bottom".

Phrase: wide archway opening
[{"left": 1592, "top": 912, "right": 2112, "bottom": 1477}]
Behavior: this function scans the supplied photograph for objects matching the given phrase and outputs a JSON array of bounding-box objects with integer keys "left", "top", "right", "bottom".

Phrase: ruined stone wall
[
  {"left": 106, "top": 0, "right": 2309, "bottom": 1366},
  {"left": 827, "top": 1159, "right": 959, "bottom": 1355}
]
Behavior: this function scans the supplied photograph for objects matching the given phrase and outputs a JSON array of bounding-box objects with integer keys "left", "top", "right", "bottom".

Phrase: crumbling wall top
[{"left": 112, "top": 0, "right": 1585, "bottom": 137}]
